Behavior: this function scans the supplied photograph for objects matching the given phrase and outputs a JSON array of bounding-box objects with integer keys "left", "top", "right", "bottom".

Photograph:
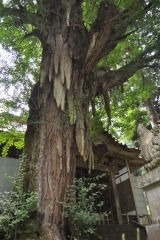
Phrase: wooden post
[
  {"left": 110, "top": 170, "right": 123, "bottom": 224},
  {"left": 122, "top": 233, "right": 125, "bottom": 240},
  {"left": 136, "top": 228, "right": 140, "bottom": 240},
  {"left": 126, "top": 212, "right": 129, "bottom": 224},
  {"left": 126, "top": 160, "right": 139, "bottom": 222}
]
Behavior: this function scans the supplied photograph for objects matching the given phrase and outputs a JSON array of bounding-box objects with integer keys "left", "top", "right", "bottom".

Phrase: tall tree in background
[{"left": 1, "top": 0, "right": 160, "bottom": 239}]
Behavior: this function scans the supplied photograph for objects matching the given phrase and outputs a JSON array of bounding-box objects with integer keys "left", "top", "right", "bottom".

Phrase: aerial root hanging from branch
[
  {"left": 40, "top": 34, "right": 73, "bottom": 111},
  {"left": 76, "top": 118, "right": 94, "bottom": 172},
  {"left": 54, "top": 74, "right": 66, "bottom": 110},
  {"left": 76, "top": 118, "right": 85, "bottom": 157}
]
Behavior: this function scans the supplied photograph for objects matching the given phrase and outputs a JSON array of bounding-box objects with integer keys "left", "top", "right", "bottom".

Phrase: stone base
[
  {"left": 138, "top": 166, "right": 160, "bottom": 188},
  {"left": 146, "top": 224, "right": 160, "bottom": 240},
  {"left": 138, "top": 166, "right": 160, "bottom": 240}
]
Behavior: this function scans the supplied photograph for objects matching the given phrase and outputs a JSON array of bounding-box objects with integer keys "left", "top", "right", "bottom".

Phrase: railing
[{"left": 96, "top": 212, "right": 113, "bottom": 225}]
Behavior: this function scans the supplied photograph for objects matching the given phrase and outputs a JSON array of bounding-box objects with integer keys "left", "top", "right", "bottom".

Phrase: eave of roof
[{"left": 76, "top": 131, "right": 144, "bottom": 172}]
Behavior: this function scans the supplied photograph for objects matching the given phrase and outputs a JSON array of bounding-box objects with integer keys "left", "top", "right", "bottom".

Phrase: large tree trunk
[
  {"left": 23, "top": 81, "right": 77, "bottom": 239},
  {"left": 22, "top": 11, "right": 91, "bottom": 238},
  {"left": 19, "top": 1, "right": 92, "bottom": 238}
]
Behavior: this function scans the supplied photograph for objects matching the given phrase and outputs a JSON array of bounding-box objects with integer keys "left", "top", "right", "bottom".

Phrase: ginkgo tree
[{"left": 0, "top": 0, "right": 160, "bottom": 239}]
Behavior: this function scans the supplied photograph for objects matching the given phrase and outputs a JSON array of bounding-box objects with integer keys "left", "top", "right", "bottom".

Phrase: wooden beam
[
  {"left": 76, "top": 159, "right": 110, "bottom": 173},
  {"left": 110, "top": 170, "right": 123, "bottom": 224}
]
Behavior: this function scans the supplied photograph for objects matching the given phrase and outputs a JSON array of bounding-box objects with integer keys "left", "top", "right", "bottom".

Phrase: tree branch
[
  {"left": 84, "top": 0, "right": 152, "bottom": 74},
  {"left": 84, "top": 2, "right": 118, "bottom": 73},
  {"left": 23, "top": 29, "right": 46, "bottom": 44},
  {"left": 0, "top": 6, "right": 38, "bottom": 27},
  {"left": 97, "top": 41, "right": 160, "bottom": 90}
]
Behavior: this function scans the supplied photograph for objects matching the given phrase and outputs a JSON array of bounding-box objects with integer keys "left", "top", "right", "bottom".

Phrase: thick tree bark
[
  {"left": 23, "top": 81, "right": 77, "bottom": 239},
  {"left": 22, "top": 5, "right": 91, "bottom": 237},
  {"left": 20, "top": 1, "right": 91, "bottom": 238}
]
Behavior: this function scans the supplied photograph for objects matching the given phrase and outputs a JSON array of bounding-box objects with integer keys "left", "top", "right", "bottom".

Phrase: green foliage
[
  {"left": 0, "top": 10, "right": 40, "bottom": 155},
  {"left": 0, "top": 130, "right": 24, "bottom": 156},
  {"left": 0, "top": 191, "right": 38, "bottom": 239},
  {"left": 0, "top": 109, "right": 25, "bottom": 154},
  {"left": 89, "top": 70, "right": 158, "bottom": 147},
  {"left": 14, "top": 155, "right": 27, "bottom": 194},
  {"left": 82, "top": 0, "right": 101, "bottom": 29},
  {"left": 0, "top": 0, "right": 41, "bottom": 145},
  {"left": 0, "top": 155, "right": 38, "bottom": 239},
  {"left": 62, "top": 175, "right": 107, "bottom": 240},
  {"left": 89, "top": 97, "right": 106, "bottom": 139},
  {"left": 90, "top": 113, "right": 104, "bottom": 139},
  {"left": 108, "top": 72, "right": 155, "bottom": 146},
  {"left": 112, "top": 0, "right": 133, "bottom": 9}
]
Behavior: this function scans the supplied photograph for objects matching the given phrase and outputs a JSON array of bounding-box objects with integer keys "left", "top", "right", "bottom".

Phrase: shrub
[
  {"left": 62, "top": 174, "right": 107, "bottom": 240},
  {"left": 0, "top": 191, "right": 38, "bottom": 239}
]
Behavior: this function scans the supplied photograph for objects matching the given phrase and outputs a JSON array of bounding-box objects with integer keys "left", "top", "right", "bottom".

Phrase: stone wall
[
  {"left": 0, "top": 157, "right": 19, "bottom": 192},
  {"left": 138, "top": 166, "right": 160, "bottom": 240}
]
